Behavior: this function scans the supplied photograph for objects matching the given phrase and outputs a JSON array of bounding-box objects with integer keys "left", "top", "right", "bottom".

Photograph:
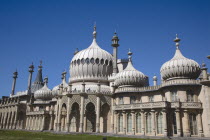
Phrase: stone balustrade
[
  {"left": 113, "top": 101, "right": 202, "bottom": 110},
  {"left": 26, "top": 110, "right": 49, "bottom": 115},
  {"left": 115, "top": 79, "right": 200, "bottom": 93}
]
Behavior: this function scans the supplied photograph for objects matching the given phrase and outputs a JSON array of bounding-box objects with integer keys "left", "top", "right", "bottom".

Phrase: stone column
[
  {"left": 131, "top": 110, "right": 135, "bottom": 135},
  {"left": 25, "top": 116, "right": 28, "bottom": 130},
  {"left": 79, "top": 95, "right": 85, "bottom": 132},
  {"left": 42, "top": 116, "right": 45, "bottom": 130},
  {"left": 49, "top": 114, "right": 53, "bottom": 130},
  {"left": 123, "top": 111, "right": 126, "bottom": 135},
  {"left": 175, "top": 109, "right": 181, "bottom": 137},
  {"left": 183, "top": 110, "right": 190, "bottom": 137},
  {"left": 141, "top": 111, "right": 145, "bottom": 135},
  {"left": 13, "top": 110, "right": 18, "bottom": 129},
  {"left": 57, "top": 98, "right": 62, "bottom": 131},
  {"left": 114, "top": 111, "right": 118, "bottom": 134},
  {"left": 6, "top": 112, "right": 11, "bottom": 129},
  {"left": 151, "top": 109, "right": 156, "bottom": 136},
  {"left": 79, "top": 82, "right": 85, "bottom": 133},
  {"left": 197, "top": 112, "right": 204, "bottom": 137},
  {"left": 66, "top": 97, "right": 70, "bottom": 132},
  {"left": 96, "top": 95, "right": 101, "bottom": 133},
  {"left": 111, "top": 97, "right": 115, "bottom": 133},
  {"left": 162, "top": 109, "right": 168, "bottom": 136}
]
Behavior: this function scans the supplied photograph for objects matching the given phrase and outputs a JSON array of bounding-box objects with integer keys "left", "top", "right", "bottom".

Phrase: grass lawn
[{"left": 0, "top": 130, "right": 163, "bottom": 140}]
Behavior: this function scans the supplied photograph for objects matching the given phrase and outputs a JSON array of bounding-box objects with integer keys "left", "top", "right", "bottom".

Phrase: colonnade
[
  {"left": 25, "top": 115, "right": 48, "bottom": 130},
  {"left": 113, "top": 109, "right": 203, "bottom": 137}
]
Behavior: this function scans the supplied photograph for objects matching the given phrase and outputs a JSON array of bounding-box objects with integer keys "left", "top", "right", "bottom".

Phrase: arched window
[
  {"left": 118, "top": 113, "right": 123, "bottom": 132},
  {"left": 81, "top": 58, "right": 85, "bottom": 64},
  {"left": 171, "top": 90, "right": 177, "bottom": 102},
  {"left": 189, "top": 113, "right": 198, "bottom": 135},
  {"left": 172, "top": 112, "right": 177, "bottom": 134},
  {"left": 90, "top": 58, "right": 94, "bottom": 64},
  {"left": 105, "top": 60, "right": 109, "bottom": 65},
  {"left": 77, "top": 59, "right": 80, "bottom": 65},
  {"left": 127, "top": 113, "right": 132, "bottom": 132},
  {"left": 100, "top": 59, "right": 104, "bottom": 65},
  {"left": 96, "top": 58, "right": 99, "bottom": 64},
  {"left": 109, "top": 60, "right": 113, "bottom": 66},
  {"left": 157, "top": 113, "right": 163, "bottom": 134},
  {"left": 119, "top": 96, "right": 124, "bottom": 104},
  {"left": 146, "top": 113, "right": 152, "bottom": 134},
  {"left": 136, "top": 113, "right": 142, "bottom": 133},
  {"left": 187, "top": 90, "right": 194, "bottom": 102},
  {"left": 85, "top": 58, "right": 90, "bottom": 64},
  {"left": 149, "top": 96, "right": 154, "bottom": 102},
  {"left": 130, "top": 96, "right": 136, "bottom": 104}
]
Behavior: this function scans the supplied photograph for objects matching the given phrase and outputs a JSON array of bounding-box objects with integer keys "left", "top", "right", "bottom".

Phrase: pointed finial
[
  {"left": 174, "top": 34, "right": 181, "bottom": 49},
  {"left": 39, "top": 60, "right": 43, "bottom": 69},
  {"left": 74, "top": 48, "right": 79, "bottom": 55},
  {"left": 93, "top": 23, "right": 97, "bottom": 39},
  {"left": 128, "top": 49, "right": 133, "bottom": 61},
  {"left": 29, "top": 62, "right": 34, "bottom": 72},
  {"left": 44, "top": 76, "right": 48, "bottom": 85},
  {"left": 61, "top": 70, "right": 67, "bottom": 79},
  {"left": 202, "top": 62, "right": 206, "bottom": 68}
]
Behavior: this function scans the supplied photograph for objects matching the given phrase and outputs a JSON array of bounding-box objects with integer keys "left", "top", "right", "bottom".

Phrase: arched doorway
[
  {"left": 70, "top": 103, "right": 80, "bottom": 132},
  {"left": 101, "top": 103, "right": 110, "bottom": 133},
  {"left": 85, "top": 102, "right": 96, "bottom": 132},
  {"left": 61, "top": 104, "right": 67, "bottom": 131}
]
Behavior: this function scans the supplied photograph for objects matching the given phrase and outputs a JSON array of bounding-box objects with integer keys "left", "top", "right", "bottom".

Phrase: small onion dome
[
  {"left": 153, "top": 75, "right": 157, "bottom": 81},
  {"left": 115, "top": 50, "right": 148, "bottom": 87},
  {"left": 34, "top": 77, "right": 52, "bottom": 100},
  {"left": 160, "top": 34, "right": 201, "bottom": 81},
  {"left": 69, "top": 25, "right": 113, "bottom": 84},
  {"left": 52, "top": 71, "right": 68, "bottom": 96}
]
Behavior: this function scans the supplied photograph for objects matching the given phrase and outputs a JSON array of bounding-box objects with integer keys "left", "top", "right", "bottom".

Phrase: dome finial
[
  {"left": 128, "top": 48, "right": 133, "bottom": 61},
  {"left": 44, "top": 76, "right": 48, "bottom": 85},
  {"left": 93, "top": 22, "right": 97, "bottom": 39},
  {"left": 39, "top": 60, "right": 43, "bottom": 69},
  {"left": 174, "top": 34, "right": 181, "bottom": 49}
]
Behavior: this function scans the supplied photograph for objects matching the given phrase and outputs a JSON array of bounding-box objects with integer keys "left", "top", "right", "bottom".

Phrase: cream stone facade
[{"left": 0, "top": 26, "right": 210, "bottom": 138}]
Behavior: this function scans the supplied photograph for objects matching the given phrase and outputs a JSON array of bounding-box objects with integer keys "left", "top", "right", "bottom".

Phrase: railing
[
  {"left": 113, "top": 101, "right": 202, "bottom": 110},
  {"left": 26, "top": 110, "right": 49, "bottom": 115},
  {"left": 113, "top": 101, "right": 168, "bottom": 110},
  {"left": 115, "top": 79, "right": 200, "bottom": 93}
]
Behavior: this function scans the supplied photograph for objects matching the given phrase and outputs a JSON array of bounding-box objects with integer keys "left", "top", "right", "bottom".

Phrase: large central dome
[{"left": 69, "top": 26, "right": 113, "bottom": 84}]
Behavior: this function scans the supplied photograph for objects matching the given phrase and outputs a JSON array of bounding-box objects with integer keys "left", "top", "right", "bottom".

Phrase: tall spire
[
  {"left": 174, "top": 34, "right": 181, "bottom": 49},
  {"left": 93, "top": 23, "right": 97, "bottom": 39},
  {"left": 34, "top": 60, "right": 43, "bottom": 83},
  {"left": 31, "top": 61, "right": 44, "bottom": 93}
]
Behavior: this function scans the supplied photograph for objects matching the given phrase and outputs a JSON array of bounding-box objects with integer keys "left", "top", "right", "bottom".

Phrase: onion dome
[
  {"left": 160, "top": 34, "right": 201, "bottom": 81},
  {"left": 115, "top": 49, "right": 148, "bottom": 87},
  {"left": 70, "top": 25, "right": 113, "bottom": 84},
  {"left": 52, "top": 71, "right": 68, "bottom": 96},
  {"left": 34, "top": 77, "right": 52, "bottom": 100}
]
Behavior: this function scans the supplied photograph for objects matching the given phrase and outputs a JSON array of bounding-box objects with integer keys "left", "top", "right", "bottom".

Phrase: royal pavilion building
[{"left": 0, "top": 26, "right": 210, "bottom": 138}]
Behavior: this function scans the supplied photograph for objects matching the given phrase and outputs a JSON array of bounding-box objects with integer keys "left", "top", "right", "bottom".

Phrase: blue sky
[{"left": 0, "top": 0, "right": 210, "bottom": 97}]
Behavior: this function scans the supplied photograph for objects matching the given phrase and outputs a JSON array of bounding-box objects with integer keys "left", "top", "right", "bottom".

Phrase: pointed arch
[
  {"left": 85, "top": 102, "right": 96, "bottom": 132},
  {"left": 69, "top": 102, "right": 80, "bottom": 132}
]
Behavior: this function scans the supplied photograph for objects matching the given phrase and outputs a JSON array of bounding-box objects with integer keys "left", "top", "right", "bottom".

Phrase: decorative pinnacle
[
  {"left": 61, "top": 70, "right": 67, "bottom": 79},
  {"left": 174, "top": 34, "right": 181, "bottom": 49},
  {"left": 44, "top": 77, "right": 48, "bottom": 85},
  {"left": 29, "top": 62, "right": 34, "bottom": 72},
  {"left": 128, "top": 49, "right": 133, "bottom": 61},
  {"left": 93, "top": 23, "right": 97, "bottom": 39},
  {"left": 74, "top": 48, "right": 79, "bottom": 55},
  {"left": 202, "top": 62, "right": 206, "bottom": 68},
  {"left": 13, "top": 70, "right": 18, "bottom": 78},
  {"left": 39, "top": 60, "right": 43, "bottom": 68}
]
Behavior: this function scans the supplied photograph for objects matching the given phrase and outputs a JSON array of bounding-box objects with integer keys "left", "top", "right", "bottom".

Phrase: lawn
[{"left": 0, "top": 130, "right": 163, "bottom": 140}]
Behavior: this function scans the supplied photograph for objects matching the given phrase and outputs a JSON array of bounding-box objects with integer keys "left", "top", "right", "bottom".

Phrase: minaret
[
  {"left": 153, "top": 75, "right": 157, "bottom": 86},
  {"left": 10, "top": 70, "right": 18, "bottom": 96},
  {"left": 111, "top": 32, "right": 119, "bottom": 74},
  {"left": 27, "top": 63, "right": 34, "bottom": 94},
  {"left": 61, "top": 70, "right": 67, "bottom": 82},
  {"left": 201, "top": 62, "right": 208, "bottom": 80}
]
